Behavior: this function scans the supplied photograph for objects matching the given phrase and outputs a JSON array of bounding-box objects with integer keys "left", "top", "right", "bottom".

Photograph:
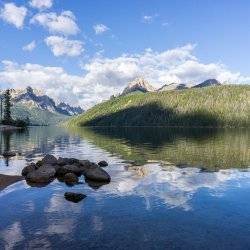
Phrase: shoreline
[
  {"left": 0, "top": 125, "right": 23, "bottom": 131},
  {"left": 0, "top": 174, "right": 24, "bottom": 191}
]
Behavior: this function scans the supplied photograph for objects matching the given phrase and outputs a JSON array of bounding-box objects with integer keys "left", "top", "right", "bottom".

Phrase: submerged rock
[
  {"left": 64, "top": 173, "right": 78, "bottom": 185},
  {"left": 41, "top": 154, "right": 57, "bottom": 165},
  {"left": 98, "top": 160, "right": 108, "bottom": 167},
  {"left": 64, "top": 192, "right": 86, "bottom": 203},
  {"left": 26, "top": 166, "right": 56, "bottom": 183}
]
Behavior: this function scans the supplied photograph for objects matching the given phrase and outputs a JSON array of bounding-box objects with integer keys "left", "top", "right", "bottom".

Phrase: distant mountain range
[
  {"left": 0, "top": 86, "right": 84, "bottom": 125},
  {"left": 119, "top": 78, "right": 221, "bottom": 96}
]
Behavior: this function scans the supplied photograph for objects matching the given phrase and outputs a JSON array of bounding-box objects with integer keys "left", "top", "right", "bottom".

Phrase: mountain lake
[{"left": 0, "top": 126, "right": 250, "bottom": 250}]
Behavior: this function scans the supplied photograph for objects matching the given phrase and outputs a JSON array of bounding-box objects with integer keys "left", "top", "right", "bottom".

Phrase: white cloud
[
  {"left": 22, "top": 41, "right": 36, "bottom": 52},
  {"left": 93, "top": 24, "right": 109, "bottom": 34},
  {"left": 45, "top": 36, "right": 84, "bottom": 57},
  {"left": 29, "top": 0, "right": 53, "bottom": 10},
  {"left": 142, "top": 15, "right": 154, "bottom": 23},
  {"left": 0, "top": 44, "right": 249, "bottom": 108},
  {"left": 0, "top": 3, "right": 27, "bottom": 29},
  {"left": 30, "top": 11, "right": 80, "bottom": 35}
]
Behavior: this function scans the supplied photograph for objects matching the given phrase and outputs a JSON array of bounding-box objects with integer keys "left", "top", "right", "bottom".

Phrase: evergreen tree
[{"left": 4, "top": 89, "right": 12, "bottom": 123}]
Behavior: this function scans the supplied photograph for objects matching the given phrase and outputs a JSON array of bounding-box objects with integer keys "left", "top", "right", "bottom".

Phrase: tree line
[{"left": 0, "top": 89, "right": 29, "bottom": 127}]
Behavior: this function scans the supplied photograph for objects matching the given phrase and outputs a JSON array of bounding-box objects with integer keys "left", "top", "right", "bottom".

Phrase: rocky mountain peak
[
  {"left": 1, "top": 86, "right": 84, "bottom": 117},
  {"left": 57, "top": 102, "right": 84, "bottom": 116},
  {"left": 121, "top": 77, "right": 155, "bottom": 96}
]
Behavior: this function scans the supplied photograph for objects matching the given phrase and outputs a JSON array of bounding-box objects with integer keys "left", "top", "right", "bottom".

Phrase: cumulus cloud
[
  {"left": 29, "top": 0, "right": 53, "bottom": 10},
  {"left": 30, "top": 11, "right": 80, "bottom": 35},
  {"left": 45, "top": 36, "right": 84, "bottom": 57},
  {"left": 0, "top": 3, "right": 27, "bottom": 29},
  {"left": 0, "top": 44, "right": 249, "bottom": 108},
  {"left": 93, "top": 24, "right": 109, "bottom": 34},
  {"left": 22, "top": 41, "right": 36, "bottom": 52}
]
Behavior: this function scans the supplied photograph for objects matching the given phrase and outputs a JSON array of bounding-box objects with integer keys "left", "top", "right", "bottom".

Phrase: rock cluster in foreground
[{"left": 21, "top": 155, "right": 110, "bottom": 202}]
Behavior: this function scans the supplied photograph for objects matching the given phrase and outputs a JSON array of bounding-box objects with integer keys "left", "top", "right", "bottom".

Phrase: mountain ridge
[
  {"left": 120, "top": 78, "right": 222, "bottom": 96},
  {"left": 0, "top": 86, "right": 84, "bottom": 125},
  {"left": 66, "top": 85, "right": 250, "bottom": 128}
]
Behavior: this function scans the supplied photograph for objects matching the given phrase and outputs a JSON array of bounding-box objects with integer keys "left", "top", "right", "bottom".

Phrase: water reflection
[
  {"left": 70, "top": 127, "right": 250, "bottom": 169},
  {"left": 0, "top": 126, "right": 250, "bottom": 249}
]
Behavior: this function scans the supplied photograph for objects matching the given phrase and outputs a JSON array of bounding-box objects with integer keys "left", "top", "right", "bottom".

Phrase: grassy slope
[
  {"left": 67, "top": 85, "right": 250, "bottom": 127},
  {"left": 12, "top": 104, "right": 69, "bottom": 125}
]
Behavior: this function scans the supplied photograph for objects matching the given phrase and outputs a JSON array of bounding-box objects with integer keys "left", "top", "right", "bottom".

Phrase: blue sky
[{"left": 0, "top": 0, "right": 249, "bottom": 108}]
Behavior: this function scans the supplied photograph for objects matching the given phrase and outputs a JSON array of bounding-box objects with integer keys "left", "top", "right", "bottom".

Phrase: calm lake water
[{"left": 0, "top": 126, "right": 250, "bottom": 250}]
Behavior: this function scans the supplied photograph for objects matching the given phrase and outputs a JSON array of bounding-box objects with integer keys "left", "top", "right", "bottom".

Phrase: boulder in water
[
  {"left": 84, "top": 165, "right": 111, "bottom": 182},
  {"left": 64, "top": 173, "right": 78, "bottom": 185},
  {"left": 22, "top": 163, "right": 37, "bottom": 176},
  {"left": 57, "top": 157, "right": 79, "bottom": 166},
  {"left": 26, "top": 166, "right": 56, "bottom": 183},
  {"left": 41, "top": 154, "right": 57, "bottom": 165},
  {"left": 64, "top": 192, "right": 86, "bottom": 203},
  {"left": 56, "top": 164, "right": 83, "bottom": 177}
]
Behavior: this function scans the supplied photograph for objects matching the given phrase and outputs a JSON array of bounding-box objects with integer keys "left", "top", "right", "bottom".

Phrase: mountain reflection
[
  {"left": 0, "top": 125, "right": 250, "bottom": 249},
  {"left": 70, "top": 127, "right": 250, "bottom": 169}
]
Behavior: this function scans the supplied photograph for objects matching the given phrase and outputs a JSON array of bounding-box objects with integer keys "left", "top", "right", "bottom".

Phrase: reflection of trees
[
  {"left": 0, "top": 130, "right": 13, "bottom": 166},
  {"left": 68, "top": 127, "right": 250, "bottom": 170},
  {"left": 0, "top": 127, "right": 82, "bottom": 166}
]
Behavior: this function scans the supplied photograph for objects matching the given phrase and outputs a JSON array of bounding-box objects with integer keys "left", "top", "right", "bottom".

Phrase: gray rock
[
  {"left": 57, "top": 157, "right": 67, "bottom": 166},
  {"left": 57, "top": 157, "right": 79, "bottom": 165},
  {"left": 26, "top": 166, "right": 56, "bottom": 183},
  {"left": 22, "top": 163, "right": 37, "bottom": 176},
  {"left": 98, "top": 160, "right": 108, "bottom": 167},
  {"left": 43, "top": 164, "right": 61, "bottom": 172},
  {"left": 2, "top": 151, "right": 16, "bottom": 157},
  {"left": 79, "top": 160, "right": 92, "bottom": 167},
  {"left": 56, "top": 164, "right": 83, "bottom": 177},
  {"left": 78, "top": 160, "right": 97, "bottom": 170},
  {"left": 64, "top": 173, "right": 78, "bottom": 185},
  {"left": 84, "top": 165, "right": 111, "bottom": 182},
  {"left": 64, "top": 192, "right": 86, "bottom": 203},
  {"left": 41, "top": 154, "right": 57, "bottom": 165}
]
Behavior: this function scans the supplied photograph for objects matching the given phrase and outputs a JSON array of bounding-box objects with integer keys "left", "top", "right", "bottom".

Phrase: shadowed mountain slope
[{"left": 66, "top": 85, "right": 250, "bottom": 128}]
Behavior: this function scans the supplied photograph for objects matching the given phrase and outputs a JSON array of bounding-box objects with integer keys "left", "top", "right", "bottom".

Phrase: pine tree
[{"left": 4, "top": 89, "right": 12, "bottom": 123}]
